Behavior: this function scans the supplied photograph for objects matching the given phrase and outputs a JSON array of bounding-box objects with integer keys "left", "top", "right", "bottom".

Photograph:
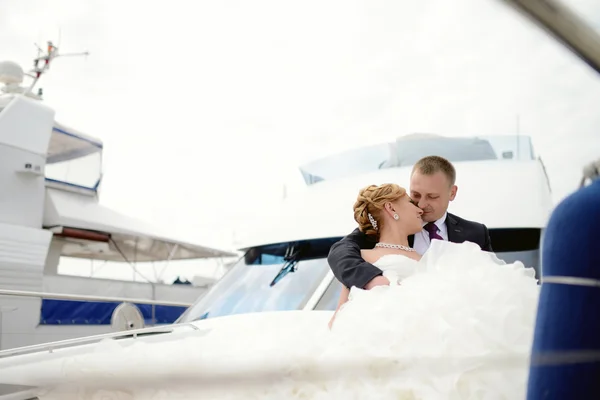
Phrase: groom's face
[{"left": 409, "top": 170, "right": 457, "bottom": 223}]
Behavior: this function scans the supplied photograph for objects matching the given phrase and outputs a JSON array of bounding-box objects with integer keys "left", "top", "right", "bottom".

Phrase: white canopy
[{"left": 43, "top": 188, "right": 237, "bottom": 262}]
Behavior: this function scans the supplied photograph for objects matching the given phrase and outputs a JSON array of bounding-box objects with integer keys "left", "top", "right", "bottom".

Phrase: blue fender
[{"left": 527, "top": 179, "right": 600, "bottom": 398}]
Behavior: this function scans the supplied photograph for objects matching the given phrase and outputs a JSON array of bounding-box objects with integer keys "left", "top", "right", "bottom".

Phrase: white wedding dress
[{"left": 36, "top": 240, "right": 540, "bottom": 400}]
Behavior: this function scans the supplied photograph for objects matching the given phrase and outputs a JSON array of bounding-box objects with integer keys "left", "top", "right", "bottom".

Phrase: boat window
[
  {"left": 489, "top": 228, "right": 541, "bottom": 253},
  {"left": 393, "top": 136, "right": 498, "bottom": 167},
  {"left": 45, "top": 128, "right": 103, "bottom": 192},
  {"left": 480, "top": 135, "right": 535, "bottom": 160},
  {"left": 177, "top": 238, "right": 341, "bottom": 323},
  {"left": 490, "top": 228, "right": 542, "bottom": 277},
  {"left": 299, "top": 143, "right": 392, "bottom": 185},
  {"left": 299, "top": 135, "right": 535, "bottom": 186}
]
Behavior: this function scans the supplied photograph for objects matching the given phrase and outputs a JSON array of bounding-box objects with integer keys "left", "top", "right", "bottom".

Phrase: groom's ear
[{"left": 449, "top": 185, "right": 458, "bottom": 201}]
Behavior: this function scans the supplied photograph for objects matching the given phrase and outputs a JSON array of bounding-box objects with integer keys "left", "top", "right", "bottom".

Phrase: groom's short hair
[{"left": 412, "top": 156, "right": 456, "bottom": 185}]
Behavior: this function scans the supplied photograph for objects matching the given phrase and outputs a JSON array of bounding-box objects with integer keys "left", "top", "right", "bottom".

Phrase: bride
[
  {"left": 37, "top": 183, "right": 540, "bottom": 400},
  {"left": 328, "top": 183, "right": 424, "bottom": 329}
]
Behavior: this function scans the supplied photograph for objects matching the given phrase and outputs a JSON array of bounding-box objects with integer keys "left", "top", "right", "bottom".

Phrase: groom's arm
[
  {"left": 460, "top": 217, "right": 493, "bottom": 253},
  {"left": 327, "top": 229, "right": 384, "bottom": 289},
  {"left": 481, "top": 224, "right": 493, "bottom": 252}
]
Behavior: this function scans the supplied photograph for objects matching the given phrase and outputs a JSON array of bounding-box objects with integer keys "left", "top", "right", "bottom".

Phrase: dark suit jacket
[{"left": 327, "top": 213, "right": 492, "bottom": 289}]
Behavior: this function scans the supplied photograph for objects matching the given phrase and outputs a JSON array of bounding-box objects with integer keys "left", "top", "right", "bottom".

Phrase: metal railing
[
  {"left": 0, "top": 289, "right": 193, "bottom": 308},
  {"left": 0, "top": 289, "right": 195, "bottom": 351},
  {"left": 0, "top": 322, "right": 202, "bottom": 359}
]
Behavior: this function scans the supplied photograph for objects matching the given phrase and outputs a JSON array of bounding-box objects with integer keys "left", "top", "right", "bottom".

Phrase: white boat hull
[{"left": 0, "top": 310, "right": 333, "bottom": 396}]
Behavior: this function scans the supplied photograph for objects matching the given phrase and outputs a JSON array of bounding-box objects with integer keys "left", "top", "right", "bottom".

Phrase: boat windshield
[
  {"left": 299, "top": 134, "right": 534, "bottom": 185},
  {"left": 177, "top": 238, "right": 340, "bottom": 322},
  {"left": 299, "top": 143, "right": 393, "bottom": 185}
]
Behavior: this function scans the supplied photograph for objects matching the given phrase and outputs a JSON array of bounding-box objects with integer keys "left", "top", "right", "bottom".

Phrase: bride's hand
[
  {"left": 328, "top": 317, "right": 335, "bottom": 330},
  {"left": 364, "top": 275, "right": 390, "bottom": 290}
]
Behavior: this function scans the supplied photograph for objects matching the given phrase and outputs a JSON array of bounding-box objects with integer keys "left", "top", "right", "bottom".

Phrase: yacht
[
  {"left": 0, "top": 132, "right": 554, "bottom": 397},
  {"left": 0, "top": 0, "right": 592, "bottom": 397},
  {"left": 0, "top": 43, "right": 237, "bottom": 352}
]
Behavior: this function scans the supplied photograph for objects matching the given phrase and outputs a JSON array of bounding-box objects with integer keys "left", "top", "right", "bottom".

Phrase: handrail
[
  {"left": 499, "top": 0, "right": 600, "bottom": 74},
  {"left": 0, "top": 322, "right": 202, "bottom": 359},
  {"left": 0, "top": 289, "right": 192, "bottom": 308}
]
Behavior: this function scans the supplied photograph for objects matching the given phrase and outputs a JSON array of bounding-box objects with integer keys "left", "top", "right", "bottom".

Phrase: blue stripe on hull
[{"left": 39, "top": 299, "right": 187, "bottom": 325}]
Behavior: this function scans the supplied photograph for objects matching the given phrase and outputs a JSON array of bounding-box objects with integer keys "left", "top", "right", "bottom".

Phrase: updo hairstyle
[{"left": 353, "top": 183, "right": 407, "bottom": 237}]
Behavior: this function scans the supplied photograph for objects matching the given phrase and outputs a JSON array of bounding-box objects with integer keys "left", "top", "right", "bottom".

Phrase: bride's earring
[{"left": 393, "top": 213, "right": 399, "bottom": 220}]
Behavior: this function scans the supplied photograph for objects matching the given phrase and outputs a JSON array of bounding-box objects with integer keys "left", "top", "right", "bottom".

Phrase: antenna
[{"left": 24, "top": 39, "right": 89, "bottom": 97}]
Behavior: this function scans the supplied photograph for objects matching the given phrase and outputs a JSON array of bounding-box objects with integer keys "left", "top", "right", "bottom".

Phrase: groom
[{"left": 328, "top": 155, "right": 493, "bottom": 290}]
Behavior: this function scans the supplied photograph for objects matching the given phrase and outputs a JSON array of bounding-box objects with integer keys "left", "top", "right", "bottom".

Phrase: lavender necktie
[{"left": 424, "top": 222, "right": 443, "bottom": 241}]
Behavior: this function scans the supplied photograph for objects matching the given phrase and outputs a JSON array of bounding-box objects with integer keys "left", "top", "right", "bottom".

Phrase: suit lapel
[{"left": 446, "top": 213, "right": 465, "bottom": 244}]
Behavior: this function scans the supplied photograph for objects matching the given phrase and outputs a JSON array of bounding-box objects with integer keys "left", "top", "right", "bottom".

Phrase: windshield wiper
[{"left": 269, "top": 244, "right": 302, "bottom": 287}]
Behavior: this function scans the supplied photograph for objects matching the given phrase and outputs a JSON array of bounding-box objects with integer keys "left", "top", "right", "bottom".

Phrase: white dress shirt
[{"left": 413, "top": 212, "right": 448, "bottom": 255}]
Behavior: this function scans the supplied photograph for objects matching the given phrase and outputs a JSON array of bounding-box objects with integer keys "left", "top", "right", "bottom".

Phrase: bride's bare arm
[{"left": 328, "top": 286, "right": 350, "bottom": 329}]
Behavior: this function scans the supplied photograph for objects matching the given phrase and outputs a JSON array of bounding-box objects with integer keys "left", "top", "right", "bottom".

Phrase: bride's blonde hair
[{"left": 353, "top": 183, "right": 407, "bottom": 237}]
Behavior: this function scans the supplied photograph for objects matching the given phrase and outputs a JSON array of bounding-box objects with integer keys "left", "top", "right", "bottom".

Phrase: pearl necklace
[{"left": 375, "top": 242, "right": 416, "bottom": 252}]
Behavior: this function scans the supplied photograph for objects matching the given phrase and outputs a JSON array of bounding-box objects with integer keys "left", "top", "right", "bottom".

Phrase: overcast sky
[{"left": 2, "top": 0, "right": 600, "bottom": 282}]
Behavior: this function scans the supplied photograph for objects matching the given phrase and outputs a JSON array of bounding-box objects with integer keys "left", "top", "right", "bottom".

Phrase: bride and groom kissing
[
  {"left": 320, "top": 155, "right": 539, "bottom": 396},
  {"left": 327, "top": 155, "right": 498, "bottom": 323}
]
